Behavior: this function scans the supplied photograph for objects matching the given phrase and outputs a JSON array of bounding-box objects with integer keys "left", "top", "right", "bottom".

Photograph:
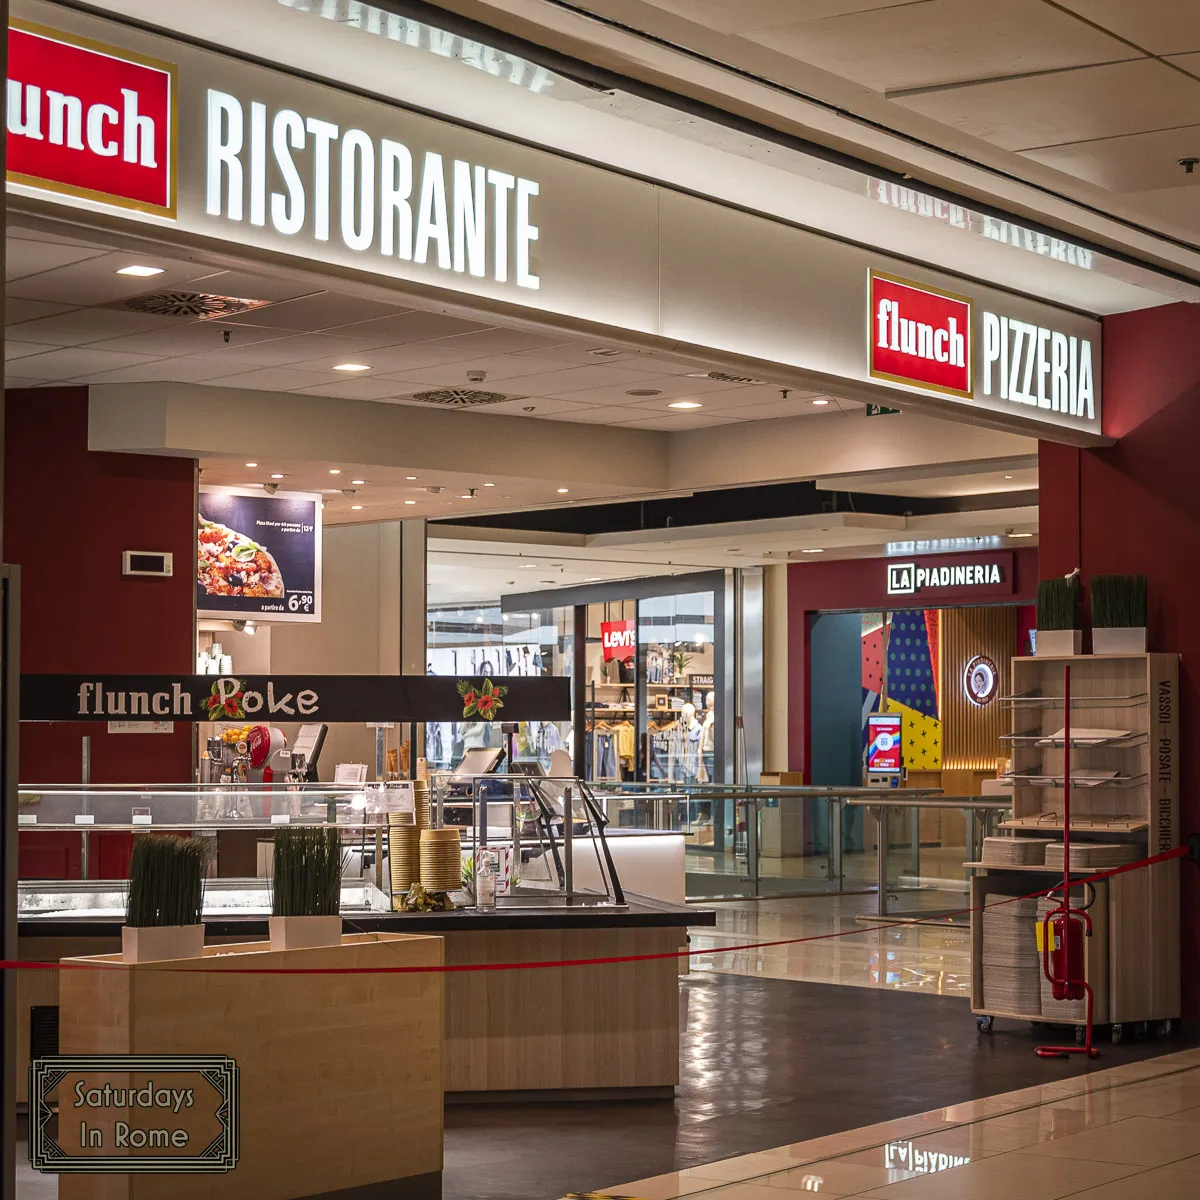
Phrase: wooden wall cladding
[{"left": 941, "top": 606, "right": 1017, "bottom": 770}]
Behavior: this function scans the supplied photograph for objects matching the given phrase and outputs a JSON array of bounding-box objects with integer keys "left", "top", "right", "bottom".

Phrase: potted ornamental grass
[
  {"left": 1091, "top": 573, "right": 1148, "bottom": 654},
  {"left": 1035, "top": 574, "right": 1082, "bottom": 657},
  {"left": 269, "top": 826, "right": 345, "bottom": 950},
  {"left": 123, "top": 833, "right": 211, "bottom": 963}
]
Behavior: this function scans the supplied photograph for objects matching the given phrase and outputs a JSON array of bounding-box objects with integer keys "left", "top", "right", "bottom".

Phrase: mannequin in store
[
  {"left": 701, "top": 691, "right": 715, "bottom": 783},
  {"left": 681, "top": 702, "right": 703, "bottom": 783}
]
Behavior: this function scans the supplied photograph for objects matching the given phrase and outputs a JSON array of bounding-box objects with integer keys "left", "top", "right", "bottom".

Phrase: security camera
[
  {"left": 340, "top": 488, "right": 357, "bottom": 500},
  {"left": 263, "top": 482, "right": 279, "bottom": 495},
  {"left": 467, "top": 369, "right": 487, "bottom": 384}
]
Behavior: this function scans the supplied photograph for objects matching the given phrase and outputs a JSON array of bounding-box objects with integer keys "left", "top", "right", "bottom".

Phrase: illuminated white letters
[
  {"left": 982, "top": 310, "right": 1095, "bottom": 422},
  {"left": 204, "top": 89, "right": 541, "bottom": 289}
]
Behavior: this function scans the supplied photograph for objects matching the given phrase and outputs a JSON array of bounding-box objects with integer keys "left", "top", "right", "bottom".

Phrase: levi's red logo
[
  {"left": 869, "top": 270, "right": 973, "bottom": 399},
  {"left": 6, "top": 20, "right": 176, "bottom": 217},
  {"left": 601, "top": 620, "right": 636, "bottom": 663}
]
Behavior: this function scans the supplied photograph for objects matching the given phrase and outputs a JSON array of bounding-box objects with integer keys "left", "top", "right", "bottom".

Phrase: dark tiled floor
[{"left": 443, "top": 973, "right": 1194, "bottom": 1200}]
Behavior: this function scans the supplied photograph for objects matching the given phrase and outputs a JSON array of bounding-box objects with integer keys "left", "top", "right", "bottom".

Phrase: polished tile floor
[
  {"left": 16, "top": 974, "right": 1190, "bottom": 1200},
  {"left": 688, "top": 894, "right": 971, "bottom": 996},
  {"left": 599, "top": 1048, "right": 1200, "bottom": 1200}
]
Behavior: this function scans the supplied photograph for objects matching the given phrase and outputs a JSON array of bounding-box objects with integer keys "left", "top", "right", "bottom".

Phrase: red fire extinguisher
[{"left": 1043, "top": 903, "right": 1088, "bottom": 1003}]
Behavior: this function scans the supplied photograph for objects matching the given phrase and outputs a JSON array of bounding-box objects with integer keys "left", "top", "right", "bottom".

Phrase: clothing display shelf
[{"left": 969, "top": 653, "right": 1180, "bottom": 1038}]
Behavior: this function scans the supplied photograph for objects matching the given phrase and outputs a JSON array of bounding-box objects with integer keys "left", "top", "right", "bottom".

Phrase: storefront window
[
  {"left": 640, "top": 592, "right": 717, "bottom": 784},
  {"left": 425, "top": 603, "right": 573, "bottom": 772}
]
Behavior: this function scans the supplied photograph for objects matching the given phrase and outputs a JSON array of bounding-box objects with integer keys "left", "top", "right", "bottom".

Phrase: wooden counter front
[{"left": 56, "top": 933, "right": 443, "bottom": 1200}]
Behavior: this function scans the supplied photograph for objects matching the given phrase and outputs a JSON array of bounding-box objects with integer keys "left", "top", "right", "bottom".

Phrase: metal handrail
[{"left": 845, "top": 795, "right": 1012, "bottom": 810}]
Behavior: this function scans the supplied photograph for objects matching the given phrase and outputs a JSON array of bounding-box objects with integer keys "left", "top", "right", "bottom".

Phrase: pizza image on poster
[{"left": 197, "top": 487, "right": 322, "bottom": 622}]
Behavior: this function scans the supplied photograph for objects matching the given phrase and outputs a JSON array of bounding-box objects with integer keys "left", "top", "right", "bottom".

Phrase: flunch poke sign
[{"left": 20, "top": 673, "right": 574, "bottom": 724}]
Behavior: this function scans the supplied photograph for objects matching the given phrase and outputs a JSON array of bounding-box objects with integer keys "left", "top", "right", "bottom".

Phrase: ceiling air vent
[
  {"left": 407, "top": 388, "right": 511, "bottom": 408},
  {"left": 117, "top": 291, "right": 271, "bottom": 319},
  {"left": 688, "top": 370, "right": 771, "bottom": 385}
]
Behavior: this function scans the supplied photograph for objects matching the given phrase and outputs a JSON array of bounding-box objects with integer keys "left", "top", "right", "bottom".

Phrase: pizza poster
[{"left": 197, "top": 487, "right": 322, "bottom": 622}]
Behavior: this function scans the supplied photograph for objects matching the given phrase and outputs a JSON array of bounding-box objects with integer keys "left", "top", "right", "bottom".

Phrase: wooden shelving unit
[{"left": 970, "top": 653, "right": 1180, "bottom": 1038}]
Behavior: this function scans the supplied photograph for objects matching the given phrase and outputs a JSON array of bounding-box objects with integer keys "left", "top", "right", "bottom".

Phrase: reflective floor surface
[
  {"left": 15, "top": 973, "right": 1193, "bottom": 1200},
  {"left": 688, "top": 894, "right": 971, "bottom": 996},
  {"left": 600, "top": 1047, "right": 1200, "bottom": 1200}
]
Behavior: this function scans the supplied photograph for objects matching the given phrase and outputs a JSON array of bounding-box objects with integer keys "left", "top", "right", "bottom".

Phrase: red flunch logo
[
  {"left": 869, "top": 270, "right": 973, "bottom": 400},
  {"left": 6, "top": 20, "right": 176, "bottom": 217}
]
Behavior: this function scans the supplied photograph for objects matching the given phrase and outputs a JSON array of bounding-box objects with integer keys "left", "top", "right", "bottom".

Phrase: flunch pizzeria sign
[
  {"left": 6, "top": 20, "right": 175, "bottom": 216},
  {"left": 868, "top": 270, "right": 1097, "bottom": 425}
]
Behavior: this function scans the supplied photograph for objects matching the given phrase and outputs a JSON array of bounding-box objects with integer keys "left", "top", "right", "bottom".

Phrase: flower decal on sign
[
  {"left": 206, "top": 678, "right": 247, "bottom": 720},
  {"left": 457, "top": 678, "right": 508, "bottom": 721}
]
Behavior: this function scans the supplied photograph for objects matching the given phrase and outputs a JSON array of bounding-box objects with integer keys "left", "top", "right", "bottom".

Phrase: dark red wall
[
  {"left": 5, "top": 388, "right": 195, "bottom": 875},
  {"left": 787, "top": 547, "right": 1038, "bottom": 775},
  {"left": 1039, "top": 300, "right": 1200, "bottom": 1019}
]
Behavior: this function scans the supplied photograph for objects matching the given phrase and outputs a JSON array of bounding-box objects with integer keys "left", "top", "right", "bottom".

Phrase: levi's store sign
[
  {"left": 870, "top": 271, "right": 971, "bottom": 399},
  {"left": 6, "top": 20, "right": 175, "bottom": 216},
  {"left": 601, "top": 620, "right": 636, "bottom": 663}
]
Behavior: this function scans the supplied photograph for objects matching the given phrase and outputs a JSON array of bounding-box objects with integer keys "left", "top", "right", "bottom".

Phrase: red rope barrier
[{"left": 1, "top": 845, "right": 1187, "bottom": 976}]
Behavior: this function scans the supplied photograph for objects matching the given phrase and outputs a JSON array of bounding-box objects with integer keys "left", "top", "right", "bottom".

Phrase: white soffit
[{"left": 60, "top": 0, "right": 1195, "bottom": 314}]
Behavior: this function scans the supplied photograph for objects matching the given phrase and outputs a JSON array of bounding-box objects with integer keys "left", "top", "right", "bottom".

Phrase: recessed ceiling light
[
  {"left": 116, "top": 265, "right": 164, "bottom": 277},
  {"left": 585, "top": 576, "right": 602, "bottom": 581},
  {"left": 404, "top": 500, "right": 417, "bottom": 505},
  {"left": 1009, "top": 532, "right": 1034, "bottom": 539},
  {"left": 812, "top": 398, "right": 830, "bottom": 406},
  {"left": 518, "top": 563, "right": 539, "bottom": 569},
  {"left": 406, "top": 476, "right": 417, "bottom": 481},
  {"left": 270, "top": 473, "right": 286, "bottom": 480},
  {"left": 458, "top": 493, "right": 474, "bottom": 499},
  {"left": 351, "top": 504, "right": 363, "bottom": 510},
  {"left": 1004, "top": 474, "right": 1014, "bottom": 480},
  {"left": 332, "top": 363, "right": 371, "bottom": 372},
  {"left": 483, "top": 482, "right": 495, "bottom": 487},
  {"left": 556, "top": 488, "right": 569, "bottom": 494},
  {"left": 351, "top": 479, "right": 366, "bottom": 485},
  {"left": 668, "top": 400, "right": 703, "bottom": 410},
  {"left": 801, "top": 548, "right": 825, "bottom": 554},
  {"left": 587, "top": 348, "right": 621, "bottom": 358},
  {"left": 329, "top": 469, "right": 341, "bottom": 475},
  {"left": 626, "top": 388, "right": 662, "bottom": 397},
  {"left": 245, "top": 462, "right": 258, "bottom": 468}
]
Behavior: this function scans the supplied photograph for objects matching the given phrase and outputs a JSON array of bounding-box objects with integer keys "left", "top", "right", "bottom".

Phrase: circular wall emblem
[{"left": 963, "top": 655, "right": 999, "bottom": 706}]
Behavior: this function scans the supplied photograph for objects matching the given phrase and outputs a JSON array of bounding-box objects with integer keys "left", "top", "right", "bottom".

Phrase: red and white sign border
[
  {"left": 867, "top": 268, "right": 975, "bottom": 402},
  {"left": 7, "top": 18, "right": 178, "bottom": 220}
]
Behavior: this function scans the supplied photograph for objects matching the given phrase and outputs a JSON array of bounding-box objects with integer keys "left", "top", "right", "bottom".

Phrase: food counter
[{"left": 16, "top": 781, "right": 712, "bottom": 1101}]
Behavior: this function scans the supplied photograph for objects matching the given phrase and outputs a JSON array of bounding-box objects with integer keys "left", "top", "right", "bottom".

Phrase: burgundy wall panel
[
  {"left": 1040, "top": 301, "right": 1200, "bottom": 1019},
  {"left": 5, "top": 387, "right": 195, "bottom": 876}
]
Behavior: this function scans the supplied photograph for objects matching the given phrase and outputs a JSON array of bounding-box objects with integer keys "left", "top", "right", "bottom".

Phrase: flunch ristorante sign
[{"left": 6, "top": 19, "right": 176, "bottom": 215}]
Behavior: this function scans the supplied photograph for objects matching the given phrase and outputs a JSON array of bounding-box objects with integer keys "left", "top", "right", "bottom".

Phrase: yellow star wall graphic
[{"left": 884, "top": 696, "right": 943, "bottom": 770}]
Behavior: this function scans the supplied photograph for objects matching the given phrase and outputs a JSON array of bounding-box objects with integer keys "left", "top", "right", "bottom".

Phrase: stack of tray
[
  {"left": 981, "top": 893, "right": 1042, "bottom": 1015},
  {"left": 981, "top": 837, "right": 1054, "bottom": 867},
  {"left": 1044, "top": 841, "right": 1139, "bottom": 871}
]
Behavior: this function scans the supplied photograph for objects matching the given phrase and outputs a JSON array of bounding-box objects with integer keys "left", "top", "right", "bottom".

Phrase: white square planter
[
  {"left": 121, "top": 924, "right": 205, "bottom": 964},
  {"left": 1092, "top": 626, "right": 1147, "bottom": 655},
  {"left": 269, "top": 914, "right": 343, "bottom": 951},
  {"left": 1035, "top": 629, "right": 1083, "bottom": 657}
]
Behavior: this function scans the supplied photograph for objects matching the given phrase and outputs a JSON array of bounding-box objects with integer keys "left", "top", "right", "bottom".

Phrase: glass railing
[
  {"left": 846, "top": 795, "right": 1012, "bottom": 922},
  {"left": 588, "top": 783, "right": 964, "bottom": 901}
]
